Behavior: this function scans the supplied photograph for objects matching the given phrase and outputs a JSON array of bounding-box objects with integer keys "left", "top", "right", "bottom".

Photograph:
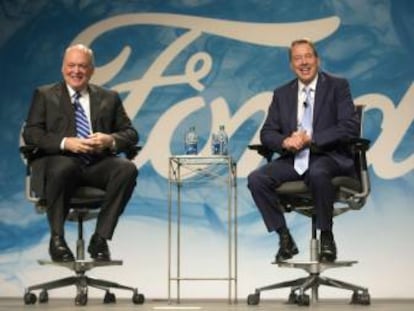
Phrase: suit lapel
[
  {"left": 313, "top": 72, "right": 327, "bottom": 126},
  {"left": 56, "top": 82, "right": 76, "bottom": 133},
  {"left": 288, "top": 80, "right": 299, "bottom": 131},
  {"left": 88, "top": 85, "right": 100, "bottom": 132},
  {"left": 56, "top": 82, "right": 72, "bottom": 112}
]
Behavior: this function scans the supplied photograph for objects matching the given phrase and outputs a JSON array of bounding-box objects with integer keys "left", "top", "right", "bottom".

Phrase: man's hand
[
  {"left": 87, "top": 132, "right": 114, "bottom": 152},
  {"left": 282, "top": 130, "right": 311, "bottom": 152},
  {"left": 64, "top": 132, "right": 114, "bottom": 154},
  {"left": 64, "top": 137, "right": 96, "bottom": 154}
]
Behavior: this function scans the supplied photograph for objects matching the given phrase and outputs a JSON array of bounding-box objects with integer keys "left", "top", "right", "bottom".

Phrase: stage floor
[{"left": 1, "top": 298, "right": 413, "bottom": 311}]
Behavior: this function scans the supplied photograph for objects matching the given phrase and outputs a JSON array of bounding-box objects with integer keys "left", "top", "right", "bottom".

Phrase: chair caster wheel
[
  {"left": 351, "top": 291, "right": 370, "bottom": 305},
  {"left": 247, "top": 293, "right": 260, "bottom": 305},
  {"left": 75, "top": 293, "right": 88, "bottom": 306},
  {"left": 39, "top": 290, "right": 49, "bottom": 303},
  {"left": 287, "top": 291, "right": 298, "bottom": 304},
  {"left": 104, "top": 291, "right": 116, "bottom": 304},
  {"left": 132, "top": 291, "right": 145, "bottom": 304},
  {"left": 24, "top": 292, "right": 37, "bottom": 305},
  {"left": 296, "top": 293, "right": 310, "bottom": 306}
]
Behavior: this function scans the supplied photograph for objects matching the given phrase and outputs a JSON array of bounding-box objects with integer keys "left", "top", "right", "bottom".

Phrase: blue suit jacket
[{"left": 260, "top": 71, "right": 360, "bottom": 170}]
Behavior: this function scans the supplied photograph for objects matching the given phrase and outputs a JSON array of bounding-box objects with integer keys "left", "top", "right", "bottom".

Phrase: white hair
[{"left": 64, "top": 43, "right": 95, "bottom": 67}]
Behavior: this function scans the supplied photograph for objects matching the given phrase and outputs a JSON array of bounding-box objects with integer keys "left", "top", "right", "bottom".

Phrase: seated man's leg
[
  {"left": 44, "top": 155, "right": 82, "bottom": 262},
  {"left": 306, "top": 155, "right": 348, "bottom": 262},
  {"left": 82, "top": 156, "right": 138, "bottom": 260},
  {"left": 247, "top": 158, "right": 300, "bottom": 261}
]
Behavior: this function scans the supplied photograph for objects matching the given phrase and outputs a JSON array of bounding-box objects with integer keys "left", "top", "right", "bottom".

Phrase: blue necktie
[
  {"left": 73, "top": 92, "right": 93, "bottom": 164},
  {"left": 294, "top": 87, "right": 313, "bottom": 175},
  {"left": 73, "top": 92, "right": 91, "bottom": 139}
]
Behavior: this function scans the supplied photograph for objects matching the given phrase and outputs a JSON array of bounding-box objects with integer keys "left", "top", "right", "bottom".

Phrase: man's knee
[
  {"left": 126, "top": 162, "right": 139, "bottom": 181},
  {"left": 46, "top": 156, "right": 79, "bottom": 181},
  {"left": 247, "top": 170, "right": 258, "bottom": 189},
  {"left": 308, "top": 161, "right": 335, "bottom": 183},
  {"left": 114, "top": 158, "right": 138, "bottom": 181},
  {"left": 247, "top": 169, "right": 268, "bottom": 192}
]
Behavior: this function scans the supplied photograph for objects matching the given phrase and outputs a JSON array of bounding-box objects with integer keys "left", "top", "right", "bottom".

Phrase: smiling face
[
  {"left": 289, "top": 40, "right": 320, "bottom": 85},
  {"left": 61, "top": 45, "right": 94, "bottom": 91}
]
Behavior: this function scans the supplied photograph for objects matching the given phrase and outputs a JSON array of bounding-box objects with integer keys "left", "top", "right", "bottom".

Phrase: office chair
[
  {"left": 20, "top": 144, "right": 145, "bottom": 306},
  {"left": 247, "top": 105, "right": 371, "bottom": 306}
]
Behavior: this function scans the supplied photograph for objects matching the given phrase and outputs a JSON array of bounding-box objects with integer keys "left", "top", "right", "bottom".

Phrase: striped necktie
[
  {"left": 73, "top": 92, "right": 91, "bottom": 138},
  {"left": 294, "top": 87, "right": 313, "bottom": 175},
  {"left": 73, "top": 92, "right": 93, "bottom": 164}
]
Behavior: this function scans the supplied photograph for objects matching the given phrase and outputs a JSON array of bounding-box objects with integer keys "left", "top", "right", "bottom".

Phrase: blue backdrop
[{"left": 0, "top": 0, "right": 413, "bottom": 299}]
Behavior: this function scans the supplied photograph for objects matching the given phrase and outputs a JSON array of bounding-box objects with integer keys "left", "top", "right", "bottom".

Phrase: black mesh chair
[
  {"left": 20, "top": 145, "right": 145, "bottom": 306},
  {"left": 246, "top": 105, "right": 371, "bottom": 306}
]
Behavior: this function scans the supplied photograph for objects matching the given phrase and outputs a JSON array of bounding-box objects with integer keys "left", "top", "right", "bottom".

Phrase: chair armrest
[
  {"left": 348, "top": 138, "right": 370, "bottom": 173},
  {"left": 20, "top": 144, "right": 142, "bottom": 161},
  {"left": 122, "top": 145, "right": 142, "bottom": 160},
  {"left": 249, "top": 138, "right": 370, "bottom": 164},
  {"left": 347, "top": 138, "right": 370, "bottom": 152},
  {"left": 248, "top": 144, "right": 274, "bottom": 163},
  {"left": 19, "top": 145, "right": 44, "bottom": 162}
]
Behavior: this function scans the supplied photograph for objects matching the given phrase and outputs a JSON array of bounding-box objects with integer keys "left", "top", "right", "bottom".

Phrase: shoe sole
[
  {"left": 319, "top": 254, "right": 337, "bottom": 263},
  {"left": 275, "top": 246, "right": 299, "bottom": 263}
]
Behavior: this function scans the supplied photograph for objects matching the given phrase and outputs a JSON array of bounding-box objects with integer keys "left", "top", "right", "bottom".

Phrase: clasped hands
[
  {"left": 64, "top": 132, "right": 114, "bottom": 154},
  {"left": 282, "top": 130, "right": 312, "bottom": 153}
]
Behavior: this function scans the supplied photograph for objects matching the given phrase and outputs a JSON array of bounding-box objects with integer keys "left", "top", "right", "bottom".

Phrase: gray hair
[{"left": 64, "top": 44, "right": 95, "bottom": 67}]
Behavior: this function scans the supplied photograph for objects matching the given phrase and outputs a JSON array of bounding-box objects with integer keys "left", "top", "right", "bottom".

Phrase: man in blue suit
[{"left": 247, "top": 38, "right": 359, "bottom": 263}]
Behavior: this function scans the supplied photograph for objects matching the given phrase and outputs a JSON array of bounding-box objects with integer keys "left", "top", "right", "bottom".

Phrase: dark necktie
[
  {"left": 73, "top": 92, "right": 93, "bottom": 164},
  {"left": 294, "top": 87, "right": 313, "bottom": 175}
]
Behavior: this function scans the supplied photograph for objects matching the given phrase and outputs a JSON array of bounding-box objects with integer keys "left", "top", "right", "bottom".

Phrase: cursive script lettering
[{"left": 71, "top": 13, "right": 413, "bottom": 180}]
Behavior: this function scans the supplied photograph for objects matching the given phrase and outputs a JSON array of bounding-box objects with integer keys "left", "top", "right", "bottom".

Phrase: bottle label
[
  {"left": 212, "top": 142, "right": 220, "bottom": 155},
  {"left": 185, "top": 143, "right": 197, "bottom": 155},
  {"left": 220, "top": 141, "right": 228, "bottom": 155}
]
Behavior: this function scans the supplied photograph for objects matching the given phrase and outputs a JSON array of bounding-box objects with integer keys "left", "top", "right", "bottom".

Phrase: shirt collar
[
  {"left": 298, "top": 73, "right": 318, "bottom": 92},
  {"left": 66, "top": 84, "right": 88, "bottom": 99}
]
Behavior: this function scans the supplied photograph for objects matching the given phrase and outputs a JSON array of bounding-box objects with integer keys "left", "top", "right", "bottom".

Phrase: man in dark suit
[
  {"left": 23, "top": 44, "right": 139, "bottom": 262},
  {"left": 247, "top": 38, "right": 359, "bottom": 263}
]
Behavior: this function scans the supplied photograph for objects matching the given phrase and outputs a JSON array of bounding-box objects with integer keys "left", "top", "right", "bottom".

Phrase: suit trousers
[
  {"left": 247, "top": 154, "right": 353, "bottom": 232},
  {"left": 43, "top": 155, "right": 138, "bottom": 239}
]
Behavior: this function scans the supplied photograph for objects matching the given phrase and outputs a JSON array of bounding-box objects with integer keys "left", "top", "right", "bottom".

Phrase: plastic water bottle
[
  {"left": 184, "top": 126, "right": 198, "bottom": 155},
  {"left": 216, "top": 125, "right": 229, "bottom": 155},
  {"left": 211, "top": 133, "right": 220, "bottom": 155}
]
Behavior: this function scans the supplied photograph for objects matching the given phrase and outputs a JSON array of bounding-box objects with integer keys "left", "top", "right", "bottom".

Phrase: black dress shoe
[
  {"left": 88, "top": 234, "right": 111, "bottom": 261},
  {"left": 49, "top": 235, "right": 75, "bottom": 262},
  {"left": 319, "top": 232, "right": 337, "bottom": 262},
  {"left": 275, "top": 231, "right": 299, "bottom": 262}
]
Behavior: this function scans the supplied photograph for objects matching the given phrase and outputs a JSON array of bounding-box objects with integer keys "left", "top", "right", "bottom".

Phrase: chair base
[
  {"left": 247, "top": 259, "right": 370, "bottom": 306},
  {"left": 37, "top": 259, "right": 123, "bottom": 272},
  {"left": 23, "top": 259, "right": 145, "bottom": 306}
]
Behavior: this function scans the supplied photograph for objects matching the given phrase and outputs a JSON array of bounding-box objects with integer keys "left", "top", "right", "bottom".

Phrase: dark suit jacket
[
  {"left": 23, "top": 81, "right": 139, "bottom": 196},
  {"left": 260, "top": 71, "right": 360, "bottom": 170}
]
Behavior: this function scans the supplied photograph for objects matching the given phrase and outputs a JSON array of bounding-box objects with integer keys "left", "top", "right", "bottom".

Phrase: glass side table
[{"left": 168, "top": 155, "right": 238, "bottom": 304}]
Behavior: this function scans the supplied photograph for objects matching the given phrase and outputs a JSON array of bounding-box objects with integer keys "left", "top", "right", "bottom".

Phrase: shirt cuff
[{"left": 60, "top": 138, "right": 66, "bottom": 150}]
